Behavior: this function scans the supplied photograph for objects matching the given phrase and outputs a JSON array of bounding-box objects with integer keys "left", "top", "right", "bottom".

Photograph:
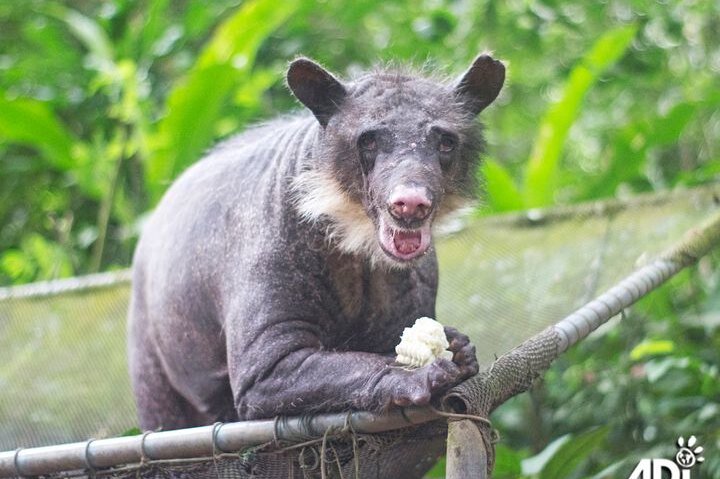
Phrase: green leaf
[
  {"left": 23, "top": 234, "right": 73, "bottom": 280},
  {"left": 522, "top": 434, "right": 571, "bottom": 476},
  {"left": 494, "top": 444, "right": 525, "bottom": 478},
  {"left": 537, "top": 426, "right": 609, "bottom": 479},
  {"left": 0, "top": 95, "right": 77, "bottom": 171},
  {"left": 424, "top": 456, "right": 445, "bottom": 478},
  {"left": 1, "top": 235, "right": 73, "bottom": 284},
  {"left": 481, "top": 159, "right": 523, "bottom": 212},
  {"left": 120, "top": 427, "right": 142, "bottom": 437},
  {"left": 523, "top": 25, "right": 637, "bottom": 208},
  {"left": 648, "top": 102, "right": 697, "bottom": 146},
  {"left": 629, "top": 339, "right": 675, "bottom": 361},
  {"left": 139, "top": 0, "right": 171, "bottom": 60},
  {"left": 45, "top": 5, "right": 115, "bottom": 67},
  {"left": 146, "top": 0, "right": 300, "bottom": 203},
  {"left": 589, "top": 459, "right": 633, "bottom": 479},
  {"left": 0, "top": 250, "right": 35, "bottom": 283},
  {"left": 644, "top": 357, "right": 693, "bottom": 383}
]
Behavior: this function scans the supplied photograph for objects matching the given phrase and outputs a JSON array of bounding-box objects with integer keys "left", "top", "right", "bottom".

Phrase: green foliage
[
  {"left": 0, "top": 96, "right": 76, "bottom": 171},
  {"left": 493, "top": 444, "right": 525, "bottom": 478},
  {"left": 424, "top": 456, "right": 445, "bottom": 478},
  {"left": 523, "top": 25, "right": 637, "bottom": 208},
  {"left": 120, "top": 427, "right": 142, "bottom": 437},
  {"left": 492, "top": 259, "right": 720, "bottom": 478},
  {"left": 531, "top": 427, "right": 609, "bottom": 479},
  {"left": 1, "top": 233, "right": 73, "bottom": 283},
  {"left": 0, "top": 0, "right": 302, "bottom": 278},
  {"left": 480, "top": 158, "right": 523, "bottom": 212},
  {"left": 2, "top": 0, "right": 719, "bottom": 282},
  {"left": 147, "top": 0, "right": 300, "bottom": 202},
  {"left": 629, "top": 338, "right": 675, "bottom": 361}
]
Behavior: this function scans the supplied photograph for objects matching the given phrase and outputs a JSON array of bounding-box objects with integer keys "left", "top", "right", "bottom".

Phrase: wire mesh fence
[{"left": 1, "top": 184, "right": 719, "bottom": 478}]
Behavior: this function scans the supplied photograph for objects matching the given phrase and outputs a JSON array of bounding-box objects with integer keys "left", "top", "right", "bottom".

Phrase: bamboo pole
[
  {"left": 0, "top": 407, "right": 440, "bottom": 477},
  {"left": 446, "top": 420, "right": 488, "bottom": 479}
]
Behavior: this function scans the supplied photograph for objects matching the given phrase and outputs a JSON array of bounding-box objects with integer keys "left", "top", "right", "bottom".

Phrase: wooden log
[{"left": 446, "top": 419, "right": 487, "bottom": 479}]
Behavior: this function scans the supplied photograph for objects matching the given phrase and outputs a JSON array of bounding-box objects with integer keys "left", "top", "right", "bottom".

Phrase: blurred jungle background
[{"left": 1, "top": 0, "right": 719, "bottom": 477}]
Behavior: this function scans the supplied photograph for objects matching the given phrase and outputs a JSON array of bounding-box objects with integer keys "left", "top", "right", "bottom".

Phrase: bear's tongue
[
  {"left": 378, "top": 216, "right": 431, "bottom": 261},
  {"left": 393, "top": 230, "right": 422, "bottom": 254}
]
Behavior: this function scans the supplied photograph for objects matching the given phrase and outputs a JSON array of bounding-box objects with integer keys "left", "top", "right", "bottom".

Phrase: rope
[
  {"left": 343, "top": 412, "right": 361, "bottom": 479},
  {"left": 430, "top": 406, "right": 493, "bottom": 428}
]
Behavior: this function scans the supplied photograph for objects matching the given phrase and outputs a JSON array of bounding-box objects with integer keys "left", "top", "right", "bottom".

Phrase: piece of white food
[{"left": 395, "top": 317, "right": 453, "bottom": 367}]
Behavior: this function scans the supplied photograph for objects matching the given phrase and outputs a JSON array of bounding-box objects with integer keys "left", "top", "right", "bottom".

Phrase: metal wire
[{"left": 0, "top": 270, "right": 131, "bottom": 301}]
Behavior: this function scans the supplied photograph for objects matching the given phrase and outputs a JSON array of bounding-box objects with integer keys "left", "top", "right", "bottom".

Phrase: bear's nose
[{"left": 388, "top": 186, "right": 433, "bottom": 222}]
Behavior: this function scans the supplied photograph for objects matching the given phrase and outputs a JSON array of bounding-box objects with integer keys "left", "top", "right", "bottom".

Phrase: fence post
[{"left": 445, "top": 419, "right": 488, "bottom": 479}]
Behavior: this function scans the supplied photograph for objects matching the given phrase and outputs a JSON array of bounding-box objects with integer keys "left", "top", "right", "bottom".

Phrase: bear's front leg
[{"left": 226, "top": 307, "right": 479, "bottom": 419}]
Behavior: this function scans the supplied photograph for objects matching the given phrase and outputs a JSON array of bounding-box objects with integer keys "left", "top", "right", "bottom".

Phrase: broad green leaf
[
  {"left": 0, "top": 95, "right": 76, "bottom": 171},
  {"left": 481, "top": 159, "right": 523, "bottom": 212},
  {"left": 629, "top": 339, "right": 675, "bottom": 361},
  {"left": 589, "top": 458, "right": 633, "bottom": 479},
  {"left": 147, "top": 64, "right": 236, "bottom": 197},
  {"left": 146, "top": 0, "right": 301, "bottom": 203},
  {"left": 538, "top": 426, "right": 609, "bottom": 479},
  {"left": 522, "top": 434, "right": 571, "bottom": 476},
  {"left": 424, "top": 457, "right": 445, "bottom": 477},
  {"left": 494, "top": 444, "right": 525, "bottom": 478},
  {"left": 233, "top": 69, "right": 278, "bottom": 107},
  {"left": 524, "top": 25, "right": 637, "bottom": 208},
  {"left": 648, "top": 102, "right": 697, "bottom": 146}
]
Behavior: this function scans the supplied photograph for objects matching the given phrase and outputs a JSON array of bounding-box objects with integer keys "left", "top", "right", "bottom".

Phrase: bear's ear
[
  {"left": 287, "top": 58, "right": 347, "bottom": 127},
  {"left": 454, "top": 54, "right": 505, "bottom": 115}
]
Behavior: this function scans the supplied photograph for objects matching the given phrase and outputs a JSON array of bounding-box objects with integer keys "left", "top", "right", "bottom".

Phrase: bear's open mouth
[
  {"left": 378, "top": 216, "right": 432, "bottom": 261},
  {"left": 394, "top": 230, "right": 422, "bottom": 255}
]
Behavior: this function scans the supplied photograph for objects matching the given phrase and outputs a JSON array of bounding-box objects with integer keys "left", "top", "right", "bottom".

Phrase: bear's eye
[
  {"left": 438, "top": 134, "right": 457, "bottom": 153},
  {"left": 358, "top": 131, "right": 377, "bottom": 151}
]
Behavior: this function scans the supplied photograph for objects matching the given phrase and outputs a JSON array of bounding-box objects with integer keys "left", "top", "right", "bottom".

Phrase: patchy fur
[
  {"left": 129, "top": 55, "right": 504, "bottom": 456},
  {"left": 292, "top": 169, "right": 378, "bottom": 260},
  {"left": 293, "top": 169, "right": 475, "bottom": 268}
]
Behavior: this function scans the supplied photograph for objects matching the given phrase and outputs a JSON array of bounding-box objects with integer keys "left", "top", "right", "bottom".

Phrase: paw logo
[{"left": 676, "top": 436, "right": 704, "bottom": 469}]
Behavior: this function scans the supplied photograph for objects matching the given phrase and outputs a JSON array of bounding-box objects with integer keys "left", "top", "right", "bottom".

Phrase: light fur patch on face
[
  {"left": 292, "top": 169, "right": 379, "bottom": 260},
  {"left": 292, "top": 170, "right": 474, "bottom": 268}
]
